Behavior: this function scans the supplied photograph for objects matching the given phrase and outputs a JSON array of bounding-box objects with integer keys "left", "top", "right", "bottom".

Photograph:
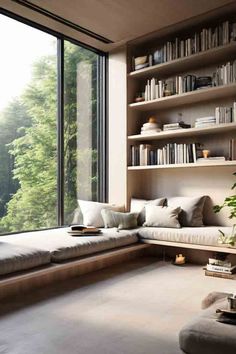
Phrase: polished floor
[{"left": 0, "top": 258, "right": 234, "bottom": 354}]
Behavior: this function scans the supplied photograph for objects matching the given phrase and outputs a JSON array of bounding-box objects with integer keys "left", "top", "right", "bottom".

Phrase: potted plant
[{"left": 213, "top": 172, "right": 236, "bottom": 246}]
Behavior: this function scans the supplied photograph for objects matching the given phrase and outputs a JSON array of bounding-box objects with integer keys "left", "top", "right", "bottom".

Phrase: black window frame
[{"left": 0, "top": 8, "right": 107, "bottom": 232}]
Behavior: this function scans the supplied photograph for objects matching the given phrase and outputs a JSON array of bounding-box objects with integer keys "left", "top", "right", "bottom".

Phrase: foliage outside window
[{"left": 0, "top": 14, "right": 104, "bottom": 234}]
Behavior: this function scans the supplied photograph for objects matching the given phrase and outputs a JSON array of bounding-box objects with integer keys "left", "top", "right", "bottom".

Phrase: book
[
  {"left": 206, "top": 264, "right": 236, "bottom": 274},
  {"left": 67, "top": 225, "right": 101, "bottom": 236},
  {"left": 205, "top": 270, "right": 235, "bottom": 279}
]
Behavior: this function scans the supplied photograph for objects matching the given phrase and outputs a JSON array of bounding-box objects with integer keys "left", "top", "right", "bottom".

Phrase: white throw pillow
[
  {"left": 144, "top": 205, "right": 181, "bottom": 228},
  {"left": 78, "top": 200, "right": 125, "bottom": 227},
  {"left": 130, "top": 197, "right": 166, "bottom": 225}
]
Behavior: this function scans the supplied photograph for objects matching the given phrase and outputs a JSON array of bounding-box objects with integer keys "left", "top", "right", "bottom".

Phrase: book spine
[
  {"left": 206, "top": 264, "right": 232, "bottom": 273},
  {"left": 205, "top": 270, "right": 234, "bottom": 279}
]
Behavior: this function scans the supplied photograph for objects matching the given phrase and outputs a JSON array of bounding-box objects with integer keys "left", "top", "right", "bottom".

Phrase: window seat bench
[{"left": 0, "top": 225, "right": 235, "bottom": 299}]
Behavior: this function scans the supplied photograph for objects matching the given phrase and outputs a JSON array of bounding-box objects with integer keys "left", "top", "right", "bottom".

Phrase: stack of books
[
  {"left": 67, "top": 225, "right": 101, "bottom": 236},
  {"left": 195, "top": 116, "right": 216, "bottom": 128},
  {"left": 196, "top": 156, "right": 226, "bottom": 163},
  {"left": 163, "top": 121, "right": 191, "bottom": 131},
  {"left": 205, "top": 257, "right": 236, "bottom": 279}
]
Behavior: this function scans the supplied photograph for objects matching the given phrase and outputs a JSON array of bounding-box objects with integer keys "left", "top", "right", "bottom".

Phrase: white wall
[{"left": 108, "top": 46, "right": 127, "bottom": 206}]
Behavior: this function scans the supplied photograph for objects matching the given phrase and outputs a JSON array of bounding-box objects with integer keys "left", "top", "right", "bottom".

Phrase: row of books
[
  {"left": 205, "top": 257, "right": 236, "bottom": 279},
  {"left": 213, "top": 60, "right": 236, "bottom": 86},
  {"left": 133, "top": 20, "right": 236, "bottom": 70},
  {"left": 143, "top": 61, "right": 236, "bottom": 101},
  {"left": 215, "top": 104, "right": 236, "bottom": 124},
  {"left": 130, "top": 143, "right": 202, "bottom": 166}
]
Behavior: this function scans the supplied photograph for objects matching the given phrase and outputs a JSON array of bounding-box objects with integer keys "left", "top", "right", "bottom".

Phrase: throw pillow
[
  {"left": 143, "top": 205, "right": 181, "bottom": 228},
  {"left": 78, "top": 200, "right": 125, "bottom": 227},
  {"left": 167, "top": 196, "right": 206, "bottom": 227},
  {"left": 101, "top": 209, "right": 138, "bottom": 230},
  {"left": 71, "top": 207, "right": 83, "bottom": 225},
  {"left": 130, "top": 197, "right": 166, "bottom": 225}
]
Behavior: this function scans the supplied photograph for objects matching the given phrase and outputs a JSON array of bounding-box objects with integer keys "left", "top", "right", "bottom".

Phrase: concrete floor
[{"left": 0, "top": 257, "right": 234, "bottom": 354}]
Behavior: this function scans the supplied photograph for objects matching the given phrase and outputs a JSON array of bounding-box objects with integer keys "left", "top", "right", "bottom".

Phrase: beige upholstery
[
  {"left": 1, "top": 228, "right": 138, "bottom": 262},
  {"left": 0, "top": 242, "right": 50, "bottom": 276},
  {"left": 138, "top": 226, "right": 233, "bottom": 246}
]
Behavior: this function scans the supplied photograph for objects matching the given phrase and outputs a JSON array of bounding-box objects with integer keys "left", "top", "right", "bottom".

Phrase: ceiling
[{"left": 3, "top": 0, "right": 236, "bottom": 51}]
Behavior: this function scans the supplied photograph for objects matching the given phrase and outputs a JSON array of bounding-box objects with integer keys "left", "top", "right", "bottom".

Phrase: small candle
[{"left": 175, "top": 254, "right": 185, "bottom": 264}]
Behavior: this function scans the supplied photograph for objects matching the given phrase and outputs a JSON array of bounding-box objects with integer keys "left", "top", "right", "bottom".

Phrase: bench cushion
[
  {"left": 0, "top": 242, "right": 51, "bottom": 276},
  {"left": 138, "top": 226, "right": 233, "bottom": 246},
  {"left": 1, "top": 228, "right": 139, "bottom": 262},
  {"left": 179, "top": 300, "right": 236, "bottom": 354}
]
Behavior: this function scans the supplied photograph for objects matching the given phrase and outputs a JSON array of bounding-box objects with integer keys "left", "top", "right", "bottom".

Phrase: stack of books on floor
[
  {"left": 67, "top": 225, "right": 101, "bottom": 236},
  {"left": 205, "top": 257, "right": 236, "bottom": 279},
  {"left": 195, "top": 116, "right": 216, "bottom": 128},
  {"left": 163, "top": 121, "right": 191, "bottom": 131}
]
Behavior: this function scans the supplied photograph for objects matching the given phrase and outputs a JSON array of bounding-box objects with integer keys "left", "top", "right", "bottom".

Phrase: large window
[{"left": 0, "top": 13, "right": 106, "bottom": 234}]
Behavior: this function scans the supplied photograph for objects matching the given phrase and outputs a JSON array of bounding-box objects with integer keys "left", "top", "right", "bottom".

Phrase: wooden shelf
[
  {"left": 128, "top": 42, "right": 236, "bottom": 79},
  {"left": 128, "top": 122, "right": 236, "bottom": 141},
  {"left": 129, "top": 83, "right": 236, "bottom": 111},
  {"left": 141, "top": 239, "right": 236, "bottom": 255},
  {"left": 128, "top": 160, "right": 236, "bottom": 171}
]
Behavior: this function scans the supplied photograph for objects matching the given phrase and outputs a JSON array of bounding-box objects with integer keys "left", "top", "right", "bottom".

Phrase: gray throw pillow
[
  {"left": 130, "top": 197, "right": 166, "bottom": 225},
  {"left": 143, "top": 205, "right": 181, "bottom": 228},
  {"left": 167, "top": 196, "right": 206, "bottom": 227},
  {"left": 101, "top": 209, "right": 138, "bottom": 230}
]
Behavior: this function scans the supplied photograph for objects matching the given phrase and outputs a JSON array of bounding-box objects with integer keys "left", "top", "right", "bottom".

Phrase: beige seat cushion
[
  {"left": 1, "top": 228, "right": 138, "bottom": 262},
  {"left": 0, "top": 242, "right": 51, "bottom": 276},
  {"left": 138, "top": 226, "right": 233, "bottom": 246}
]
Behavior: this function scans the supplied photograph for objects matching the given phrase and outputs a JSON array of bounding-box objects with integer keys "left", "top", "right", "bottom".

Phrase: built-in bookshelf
[
  {"left": 128, "top": 122, "right": 236, "bottom": 141},
  {"left": 126, "top": 8, "right": 236, "bottom": 220},
  {"left": 129, "top": 83, "right": 236, "bottom": 111},
  {"left": 128, "top": 161, "right": 236, "bottom": 170}
]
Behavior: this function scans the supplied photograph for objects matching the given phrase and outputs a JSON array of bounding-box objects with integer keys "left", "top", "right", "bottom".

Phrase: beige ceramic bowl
[{"left": 135, "top": 56, "right": 147, "bottom": 65}]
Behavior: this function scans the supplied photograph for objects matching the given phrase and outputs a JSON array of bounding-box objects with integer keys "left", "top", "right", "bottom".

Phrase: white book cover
[
  {"left": 215, "top": 107, "right": 220, "bottom": 124},
  {"left": 192, "top": 143, "right": 197, "bottom": 163},
  {"left": 233, "top": 102, "right": 236, "bottom": 122},
  {"left": 139, "top": 144, "right": 145, "bottom": 166},
  {"left": 183, "top": 144, "right": 187, "bottom": 163},
  {"left": 158, "top": 80, "right": 163, "bottom": 98},
  {"left": 150, "top": 78, "right": 155, "bottom": 100}
]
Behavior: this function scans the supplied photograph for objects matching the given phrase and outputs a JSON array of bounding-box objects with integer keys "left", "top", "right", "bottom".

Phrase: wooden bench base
[{"left": 0, "top": 244, "right": 150, "bottom": 300}]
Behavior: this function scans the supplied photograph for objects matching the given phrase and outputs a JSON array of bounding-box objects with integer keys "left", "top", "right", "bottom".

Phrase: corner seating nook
[{"left": 0, "top": 220, "right": 234, "bottom": 299}]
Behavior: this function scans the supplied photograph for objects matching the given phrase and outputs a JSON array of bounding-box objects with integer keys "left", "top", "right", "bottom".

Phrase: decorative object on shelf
[
  {"left": 134, "top": 56, "right": 148, "bottom": 71},
  {"left": 134, "top": 93, "right": 145, "bottom": 103},
  {"left": 140, "top": 116, "right": 161, "bottom": 135},
  {"left": 213, "top": 172, "right": 236, "bottom": 246},
  {"left": 196, "top": 76, "right": 212, "bottom": 89},
  {"left": 202, "top": 149, "right": 210, "bottom": 158},
  {"left": 174, "top": 254, "right": 186, "bottom": 265}
]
